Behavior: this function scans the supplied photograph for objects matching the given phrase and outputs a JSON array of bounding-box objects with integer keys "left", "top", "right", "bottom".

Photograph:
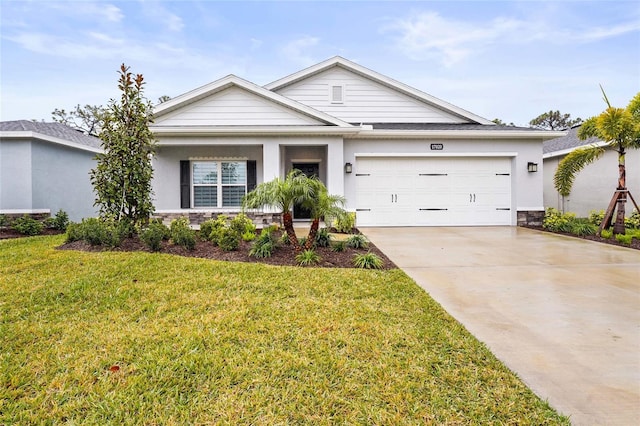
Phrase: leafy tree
[
  {"left": 51, "top": 104, "right": 107, "bottom": 136},
  {"left": 302, "top": 182, "right": 346, "bottom": 250},
  {"left": 492, "top": 118, "right": 515, "bottom": 126},
  {"left": 243, "top": 169, "right": 317, "bottom": 250},
  {"left": 90, "top": 64, "right": 156, "bottom": 227},
  {"left": 554, "top": 89, "right": 640, "bottom": 235},
  {"left": 529, "top": 110, "right": 582, "bottom": 130}
]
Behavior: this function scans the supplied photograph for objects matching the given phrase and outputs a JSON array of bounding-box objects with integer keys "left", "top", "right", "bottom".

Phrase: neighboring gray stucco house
[
  {"left": 0, "top": 120, "right": 102, "bottom": 222},
  {"left": 543, "top": 125, "right": 640, "bottom": 217},
  {"left": 150, "top": 56, "right": 562, "bottom": 227}
]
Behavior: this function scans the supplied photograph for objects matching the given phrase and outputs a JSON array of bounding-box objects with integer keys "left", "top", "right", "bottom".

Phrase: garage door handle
[
  {"left": 356, "top": 208, "right": 371, "bottom": 211},
  {"left": 496, "top": 208, "right": 511, "bottom": 211},
  {"left": 420, "top": 208, "right": 448, "bottom": 211}
]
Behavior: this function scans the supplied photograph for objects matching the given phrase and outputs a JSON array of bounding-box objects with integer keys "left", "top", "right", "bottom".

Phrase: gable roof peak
[{"left": 264, "top": 56, "right": 494, "bottom": 125}]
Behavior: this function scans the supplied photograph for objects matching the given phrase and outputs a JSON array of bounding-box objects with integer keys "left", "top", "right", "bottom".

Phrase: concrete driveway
[{"left": 364, "top": 226, "right": 640, "bottom": 426}]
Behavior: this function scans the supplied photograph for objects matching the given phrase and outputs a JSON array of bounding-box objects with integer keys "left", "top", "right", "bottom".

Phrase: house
[
  {"left": 543, "top": 125, "right": 640, "bottom": 217},
  {"left": 0, "top": 120, "right": 102, "bottom": 222},
  {"left": 151, "top": 56, "right": 563, "bottom": 227}
]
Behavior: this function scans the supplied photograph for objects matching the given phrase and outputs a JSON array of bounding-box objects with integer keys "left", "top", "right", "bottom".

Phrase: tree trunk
[
  {"left": 305, "top": 218, "right": 320, "bottom": 250},
  {"left": 282, "top": 211, "right": 300, "bottom": 250},
  {"left": 614, "top": 151, "right": 627, "bottom": 235}
]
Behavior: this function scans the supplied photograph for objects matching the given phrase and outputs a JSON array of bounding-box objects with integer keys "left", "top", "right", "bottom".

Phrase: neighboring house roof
[
  {"left": 264, "top": 56, "right": 494, "bottom": 125},
  {"left": 0, "top": 120, "right": 102, "bottom": 153},
  {"left": 543, "top": 125, "right": 604, "bottom": 158},
  {"left": 153, "top": 74, "right": 354, "bottom": 128}
]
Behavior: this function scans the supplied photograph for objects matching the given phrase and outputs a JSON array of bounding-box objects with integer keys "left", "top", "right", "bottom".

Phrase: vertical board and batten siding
[
  {"left": 155, "top": 87, "right": 324, "bottom": 126},
  {"left": 275, "top": 67, "right": 468, "bottom": 123}
]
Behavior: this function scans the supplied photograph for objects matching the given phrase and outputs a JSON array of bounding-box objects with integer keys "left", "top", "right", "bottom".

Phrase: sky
[{"left": 1, "top": 0, "right": 639, "bottom": 127}]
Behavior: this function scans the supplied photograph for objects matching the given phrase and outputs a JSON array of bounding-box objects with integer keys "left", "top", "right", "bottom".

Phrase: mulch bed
[
  {"left": 56, "top": 230, "right": 398, "bottom": 270},
  {"left": 523, "top": 225, "right": 640, "bottom": 251}
]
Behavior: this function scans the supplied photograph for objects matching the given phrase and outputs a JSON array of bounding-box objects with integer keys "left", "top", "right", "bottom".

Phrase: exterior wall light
[
  {"left": 527, "top": 162, "right": 538, "bottom": 173},
  {"left": 345, "top": 162, "right": 353, "bottom": 174}
]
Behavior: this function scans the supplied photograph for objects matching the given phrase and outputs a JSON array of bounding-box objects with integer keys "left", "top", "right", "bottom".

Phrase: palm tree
[
  {"left": 302, "top": 182, "right": 346, "bottom": 250},
  {"left": 554, "top": 89, "right": 640, "bottom": 235},
  {"left": 242, "top": 169, "right": 317, "bottom": 249}
]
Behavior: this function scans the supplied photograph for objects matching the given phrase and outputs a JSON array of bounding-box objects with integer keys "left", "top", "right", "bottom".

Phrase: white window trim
[{"left": 191, "top": 160, "right": 247, "bottom": 208}]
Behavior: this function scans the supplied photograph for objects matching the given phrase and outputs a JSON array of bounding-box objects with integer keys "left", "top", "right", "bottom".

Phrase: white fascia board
[
  {"left": 154, "top": 74, "right": 353, "bottom": 128},
  {"left": 265, "top": 56, "right": 494, "bottom": 125},
  {"left": 0, "top": 131, "right": 102, "bottom": 153},
  {"left": 151, "top": 125, "right": 362, "bottom": 139},
  {"left": 350, "top": 129, "right": 565, "bottom": 140},
  {"left": 543, "top": 141, "right": 609, "bottom": 159},
  {"left": 355, "top": 152, "right": 518, "bottom": 158}
]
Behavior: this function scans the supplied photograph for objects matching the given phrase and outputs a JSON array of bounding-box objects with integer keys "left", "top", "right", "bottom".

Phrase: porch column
[
  {"left": 262, "top": 141, "right": 280, "bottom": 181},
  {"left": 326, "top": 138, "right": 344, "bottom": 196}
]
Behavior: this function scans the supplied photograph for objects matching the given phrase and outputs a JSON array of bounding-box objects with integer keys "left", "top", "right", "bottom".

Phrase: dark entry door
[{"left": 292, "top": 162, "right": 320, "bottom": 219}]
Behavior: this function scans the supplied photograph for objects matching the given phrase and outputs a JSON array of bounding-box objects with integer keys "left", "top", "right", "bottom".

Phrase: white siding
[
  {"left": 275, "top": 67, "right": 468, "bottom": 124},
  {"left": 155, "top": 87, "right": 324, "bottom": 126}
]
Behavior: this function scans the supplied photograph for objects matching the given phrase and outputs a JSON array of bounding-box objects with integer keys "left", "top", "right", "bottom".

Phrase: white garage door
[{"left": 355, "top": 157, "right": 512, "bottom": 226}]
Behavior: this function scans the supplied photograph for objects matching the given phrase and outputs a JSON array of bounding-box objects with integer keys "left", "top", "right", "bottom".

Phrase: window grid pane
[
  {"left": 193, "top": 162, "right": 218, "bottom": 184},
  {"left": 194, "top": 186, "right": 218, "bottom": 207},
  {"left": 222, "top": 162, "right": 247, "bottom": 185},
  {"left": 222, "top": 186, "right": 246, "bottom": 207}
]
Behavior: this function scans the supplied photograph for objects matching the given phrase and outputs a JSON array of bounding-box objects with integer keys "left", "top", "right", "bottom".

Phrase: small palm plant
[
  {"left": 353, "top": 252, "right": 383, "bottom": 269},
  {"left": 554, "top": 89, "right": 640, "bottom": 235},
  {"left": 295, "top": 249, "right": 321, "bottom": 266},
  {"left": 243, "top": 170, "right": 317, "bottom": 250}
]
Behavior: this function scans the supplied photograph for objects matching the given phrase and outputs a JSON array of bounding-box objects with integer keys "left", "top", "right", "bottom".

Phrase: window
[{"left": 192, "top": 161, "right": 247, "bottom": 207}]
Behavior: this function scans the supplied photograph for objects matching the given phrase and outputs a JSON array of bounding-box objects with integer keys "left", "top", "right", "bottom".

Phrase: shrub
[
  {"left": 330, "top": 240, "right": 347, "bottom": 252},
  {"left": 199, "top": 219, "right": 217, "bottom": 241},
  {"left": 615, "top": 233, "right": 633, "bottom": 246},
  {"left": 141, "top": 221, "right": 170, "bottom": 252},
  {"left": 218, "top": 227, "right": 240, "bottom": 252},
  {"left": 295, "top": 249, "right": 321, "bottom": 266},
  {"left": 346, "top": 234, "right": 368, "bottom": 250},
  {"left": 208, "top": 215, "right": 229, "bottom": 245},
  {"left": 81, "top": 218, "right": 121, "bottom": 247},
  {"left": 332, "top": 212, "right": 356, "bottom": 234},
  {"left": 600, "top": 228, "right": 613, "bottom": 239},
  {"left": 11, "top": 215, "right": 44, "bottom": 236},
  {"left": 242, "top": 230, "right": 256, "bottom": 241},
  {"left": 353, "top": 252, "right": 384, "bottom": 269},
  {"left": 230, "top": 213, "right": 256, "bottom": 235},
  {"left": 315, "top": 228, "right": 332, "bottom": 247},
  {"left": 249, "top": 227, "right": 278, "bottom": 258},
  {"left": 543, "top": 208, "right": 575, "bottom": 233},
  {"left": 50, "top": 209, "right": 70, "bottom": 231},
  {"left": 588, "top": 210, "right": 605, "bottom": 226},
  {"left": 65, "top": 222, "right": 83, "bottom": 243},
  {"left": 170, "top": 218, "right": 196, "bottom": 250},
  {"left": 0, "top": 214, "right": 8, "bottom": 228},
  {"left": 570, "top": 220, "right": 597, "bottom": 236},
  {"left": 626, "top": 209, "right": 640, "bottom": 229}
]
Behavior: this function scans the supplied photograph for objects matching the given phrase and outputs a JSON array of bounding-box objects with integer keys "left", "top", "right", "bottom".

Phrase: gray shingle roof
[
  {"left": 0, "top": 120, "right": 102, "bottom": 149},
  {"left": 359, "top": 123, "right": 542, "bottom": 131},
  {"left": 543, "top": 125, "right": 601, "bottom": 154}
]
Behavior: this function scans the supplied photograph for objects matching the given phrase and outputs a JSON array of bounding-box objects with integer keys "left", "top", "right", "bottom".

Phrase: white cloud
[
  {"left": 140, "top": 3, "right": 184, "bottom": 32},
  {"left": 384, "top": 10, "right": 640, "bottom": 67},
  {"left": 250, "top": 38, "right": 263, "bottom": 50},
  {"left": 384, "top": 12, "right": 524, "bottom": 66},
  {"left": 47, "top": 2, "right": 124, "bottom": 23},
  {"left": 281, "top": 36, "right": 320, "bottom": 67}
]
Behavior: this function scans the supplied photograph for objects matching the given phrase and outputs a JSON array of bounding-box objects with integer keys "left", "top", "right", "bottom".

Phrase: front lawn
[{"left": 1, "top": 236, "right": 568, "bottom": 424}]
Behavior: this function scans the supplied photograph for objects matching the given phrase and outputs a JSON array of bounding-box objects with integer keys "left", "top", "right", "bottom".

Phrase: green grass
[{"left": 1, "top": 236, "right": 568, "bottom": 424}]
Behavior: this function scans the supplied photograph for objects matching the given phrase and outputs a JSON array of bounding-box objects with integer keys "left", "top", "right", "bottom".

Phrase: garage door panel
[{"left": 355, "top": 157, "right": 512, "bottom": 226}]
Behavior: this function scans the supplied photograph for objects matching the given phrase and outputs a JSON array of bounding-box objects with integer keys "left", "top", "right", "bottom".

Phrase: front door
[{"left": 292, "top": 162, "right": 320, "bottom": 219}]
